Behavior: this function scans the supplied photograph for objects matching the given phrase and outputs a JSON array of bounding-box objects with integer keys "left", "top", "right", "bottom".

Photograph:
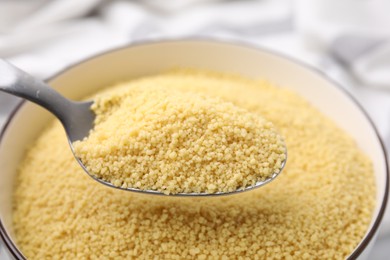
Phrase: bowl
[{"left": 0, "top": 39, "right": 388, "bottom": 259}]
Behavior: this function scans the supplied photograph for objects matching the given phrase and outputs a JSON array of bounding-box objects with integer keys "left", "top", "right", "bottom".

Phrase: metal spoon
[{"left": 0, "top": 59, "right": 287, "bottom": 196}]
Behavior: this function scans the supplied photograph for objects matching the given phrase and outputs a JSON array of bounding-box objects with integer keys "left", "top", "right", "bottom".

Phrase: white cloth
[
  {"left": 0, "top": 0, "right": 291, "bottom": 77},
  {"left": 296, "top": 0, "right": 390, "bottom": 89},
  {"left": 0, "top": 0, "right": 389, "bottom": 244}
]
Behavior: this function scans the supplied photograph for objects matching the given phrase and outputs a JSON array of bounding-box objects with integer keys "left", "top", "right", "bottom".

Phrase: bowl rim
[{"left": 0, "top": 38, "right": 388, "bottom": 260}]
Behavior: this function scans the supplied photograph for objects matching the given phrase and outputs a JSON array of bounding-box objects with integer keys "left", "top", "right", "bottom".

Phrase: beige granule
[
  {"left": 13, "top": 70, "right": 375, "bottom": 259},
  {"left": 73, "top": 87, "right": 286, "bottom": 194}
]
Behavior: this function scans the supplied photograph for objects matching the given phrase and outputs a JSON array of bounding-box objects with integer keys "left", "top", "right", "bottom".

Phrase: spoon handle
[{"left": 0, "top": 59, "right": 76, "bottom": 124}]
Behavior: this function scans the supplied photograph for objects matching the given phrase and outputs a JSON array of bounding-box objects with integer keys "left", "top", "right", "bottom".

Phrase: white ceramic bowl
[{"left": 0, "top": 40, "right": 388, "bottom": 259}]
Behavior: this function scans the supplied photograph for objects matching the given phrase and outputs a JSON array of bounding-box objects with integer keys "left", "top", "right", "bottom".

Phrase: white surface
[
  {"left": 295, "top": 0, "right": 390, "bottom": 89},
  {"left": 1, "top": 0, "right": 389, "bottom": 88},
  {"left": 0, "top": 244, "right": 11, "bottom": 260}
]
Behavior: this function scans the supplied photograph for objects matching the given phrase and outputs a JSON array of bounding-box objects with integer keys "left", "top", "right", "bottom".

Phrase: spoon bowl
[
  {"left": 0, "top": 59, "right": 286, "bottom": 196},
  {"left": 93, "top": 159, "right": 287, "bottom": 196}
]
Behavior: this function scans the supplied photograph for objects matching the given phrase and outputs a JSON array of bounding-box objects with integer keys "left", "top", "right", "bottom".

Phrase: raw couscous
[
  {"left": 13, "top": 69, "right": 375, "bottom": 259},
  {"left": 73, "top": 87, "right": 286, "bottom": 194}
]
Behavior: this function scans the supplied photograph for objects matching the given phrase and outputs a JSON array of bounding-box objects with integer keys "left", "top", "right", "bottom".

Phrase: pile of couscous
[
  {"left": 13, "top": 69, "right": 375, "bottom": 259},
  {"left": 73, "top": 87, "right": 286, "bottom": 194}
]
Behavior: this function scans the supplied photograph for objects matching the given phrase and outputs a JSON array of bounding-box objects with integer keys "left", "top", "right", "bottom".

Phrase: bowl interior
[{"left": 0, "top": 40, "right": 387, "bottom": 259}]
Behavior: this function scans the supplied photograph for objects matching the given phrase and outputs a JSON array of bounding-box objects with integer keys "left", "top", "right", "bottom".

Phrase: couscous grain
[
  {"left": 13, "top": 70, "right": 375, "bottom": 259},
  {"left": 73, "top": 87, "right": 286, "bottom": 194}
]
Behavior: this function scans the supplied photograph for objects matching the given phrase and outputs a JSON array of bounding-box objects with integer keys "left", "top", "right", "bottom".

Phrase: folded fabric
[{"left": 296, "top": 0, "right": 390, "bottom": 88}]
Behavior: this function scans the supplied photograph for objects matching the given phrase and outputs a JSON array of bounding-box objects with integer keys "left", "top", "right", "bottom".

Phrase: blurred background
[{"left": 0, "top": 0, "right": 389, "bottom": 258}]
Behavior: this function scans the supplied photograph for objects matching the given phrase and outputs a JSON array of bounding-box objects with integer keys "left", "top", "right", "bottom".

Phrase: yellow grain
[
  {"left": 73, "top": 88, "right": 285, "bottom": 194},
  {"left": 13, "top": 69, "right": 375, "bottom": 259}
]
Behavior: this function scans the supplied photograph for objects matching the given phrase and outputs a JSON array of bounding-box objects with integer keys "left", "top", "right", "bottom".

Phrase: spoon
[{"left": 0, "top": 59, "right": 287, "bottom": 196}]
